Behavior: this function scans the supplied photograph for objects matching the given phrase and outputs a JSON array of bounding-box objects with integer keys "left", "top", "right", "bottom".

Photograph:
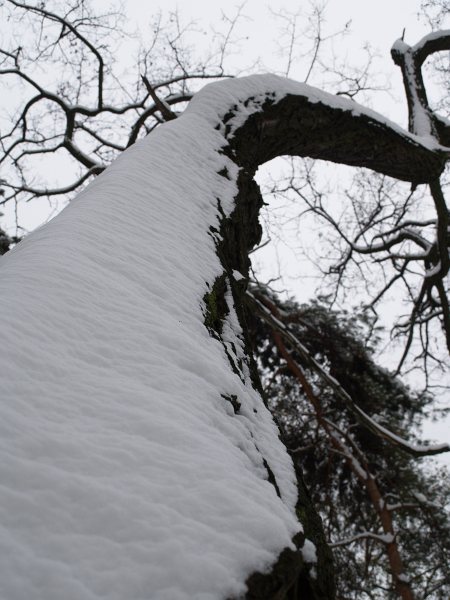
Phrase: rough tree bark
[
  {"left": 207, "top": 76, "right": 445, "bottom": 599},
  {"left": 0, "top": 75, "right": 446, "bottom": 600}
]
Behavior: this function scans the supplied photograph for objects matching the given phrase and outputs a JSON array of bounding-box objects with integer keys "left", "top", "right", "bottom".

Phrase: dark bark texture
[{"left": 203, "top": 86, "right": 446, "bottom": 599}]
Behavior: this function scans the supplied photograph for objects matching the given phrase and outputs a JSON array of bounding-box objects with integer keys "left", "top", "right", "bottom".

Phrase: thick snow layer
[
  {"left": 0, "top": 71, "right": 442, "bottom": 600},
  {"left": 186, "top": 73, "right": 447, "bottom": 151},
  {"left": 3, "top": 72, "right": 432, "bottom": 599},
  {"left": 0, "top": 75, "right": 308, "bottom": 600},
  {"left": 301, "top": 540, "right": 317, "bottom": 564}
]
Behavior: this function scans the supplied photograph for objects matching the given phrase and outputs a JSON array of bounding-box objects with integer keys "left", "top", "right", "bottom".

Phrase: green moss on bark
[
  {"left": 201, "top": 101, "right": 336, "bottom": 600},
  {"left": 202, "top": 274, "right": 228, "bottom": 338}
]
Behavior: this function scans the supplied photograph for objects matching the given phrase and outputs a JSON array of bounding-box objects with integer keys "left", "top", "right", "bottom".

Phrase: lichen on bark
[{"left": 200, "top": 106, "right": 336, "bottom": 599}]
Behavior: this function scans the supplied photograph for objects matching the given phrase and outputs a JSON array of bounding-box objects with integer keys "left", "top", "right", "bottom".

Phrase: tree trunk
[{"left": 0, "top": 75, "right": 444, "bottom": 600}]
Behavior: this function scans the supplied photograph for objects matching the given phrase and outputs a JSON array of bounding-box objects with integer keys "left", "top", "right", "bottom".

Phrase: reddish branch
[
  {"left": 252, "top": 291, "right": 416, "bottom": 600},
  {"left": 248, "top": 291, "right": 449, "bottom": 457}
]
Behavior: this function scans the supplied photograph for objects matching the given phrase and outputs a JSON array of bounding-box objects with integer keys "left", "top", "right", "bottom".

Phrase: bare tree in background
[
  {"left": 253, "top": 2, "right": 450, "bottom": 383},
  {"left": 0, "top": 0, "right": 242, "bottom": 230}
]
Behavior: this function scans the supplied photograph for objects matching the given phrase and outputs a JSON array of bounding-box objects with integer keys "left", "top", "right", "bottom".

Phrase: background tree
[
  {"left": 254, "top": 0, "right": 450, "bottom": 385},
  {"left": 0, "top": 0, "right": 242, "bottom": 217},
  {"left": 249, "top": 286, "right": 450, "bottom": 599}
]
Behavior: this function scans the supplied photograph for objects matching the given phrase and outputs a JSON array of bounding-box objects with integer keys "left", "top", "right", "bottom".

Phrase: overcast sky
[{"left": 122, "top": 0, "right": 431, "bottom": 124}]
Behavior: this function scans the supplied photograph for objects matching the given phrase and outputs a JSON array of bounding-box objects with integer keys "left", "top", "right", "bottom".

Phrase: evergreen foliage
[{"left": 250, "top": 287, "right": 450, "bottom": 599}]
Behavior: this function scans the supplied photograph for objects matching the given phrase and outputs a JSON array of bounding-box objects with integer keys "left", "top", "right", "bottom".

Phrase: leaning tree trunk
[{"left": 0, "top": 75, "right": 444, "bottom": 600}]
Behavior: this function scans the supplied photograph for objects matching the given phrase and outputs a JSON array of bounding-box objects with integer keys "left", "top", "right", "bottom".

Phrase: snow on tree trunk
[{"left": 0, "top": 75, "right": 444, "bottom": 600}]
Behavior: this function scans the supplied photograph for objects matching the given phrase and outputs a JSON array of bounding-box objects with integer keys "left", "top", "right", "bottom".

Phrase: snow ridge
[{"left": 0, "top": 76, "right": 304, "bottom": 600}]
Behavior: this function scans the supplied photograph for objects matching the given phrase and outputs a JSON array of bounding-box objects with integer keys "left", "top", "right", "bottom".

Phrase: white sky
[{"left": 123, "top": 0, "right": 429, "bottom": 128}]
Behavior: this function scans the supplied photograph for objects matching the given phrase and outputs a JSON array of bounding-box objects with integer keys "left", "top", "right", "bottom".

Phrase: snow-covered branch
[
  {"left": 391, "top": 29, "right": 450, "bottom": 145},
  {"left": 330, "top": 531, "right": 395, "bottom": 548}
]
